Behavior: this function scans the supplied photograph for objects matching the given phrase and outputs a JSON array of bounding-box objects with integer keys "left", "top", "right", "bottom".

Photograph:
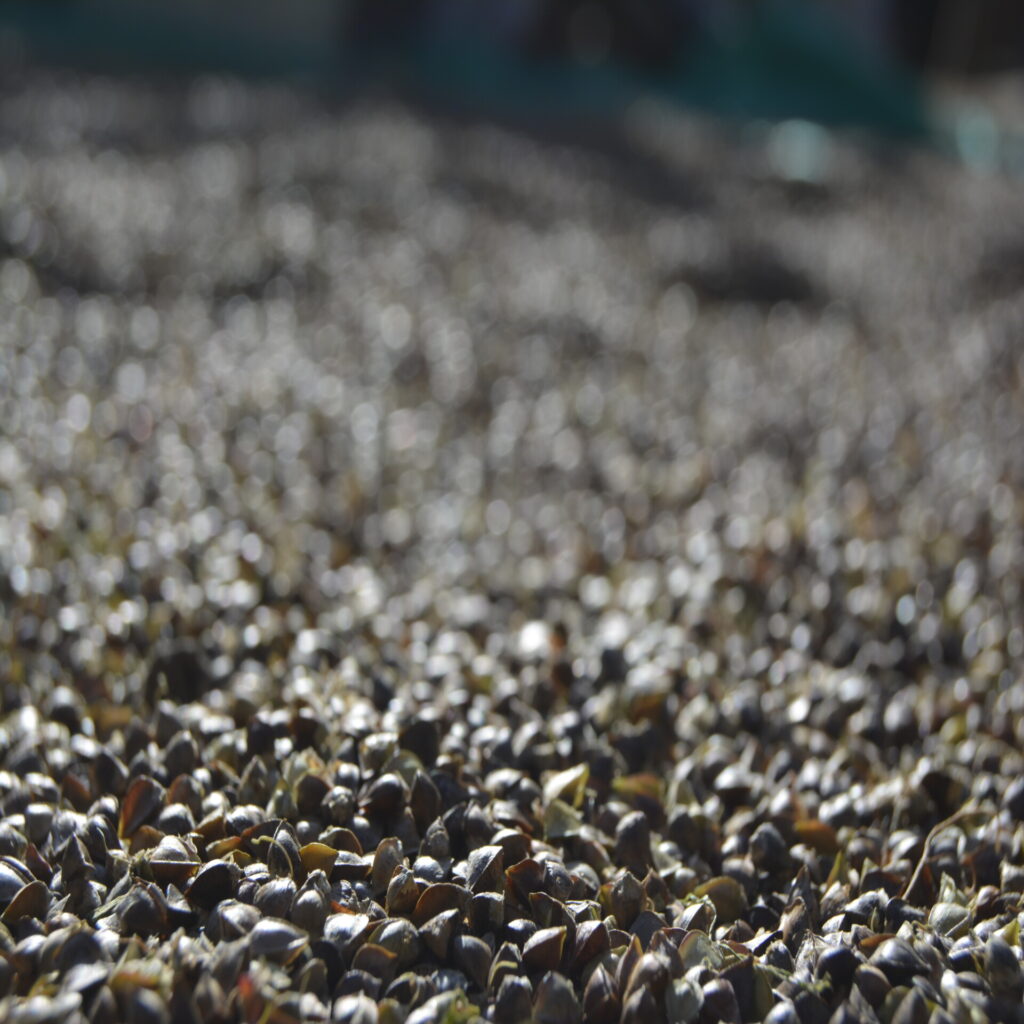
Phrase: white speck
[
  {"left": 66, "top": 393, "right": 91, "bottom": 433},
  {"left": 518, "top": 620, "right": 550, "bottom": 660},
  {"left": 116, "top": 362, "right": 147, "bottom": 403}
]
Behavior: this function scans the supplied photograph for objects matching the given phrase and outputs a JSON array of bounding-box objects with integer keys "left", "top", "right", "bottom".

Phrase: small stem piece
[{"left": 900, "top": 804, "right": 984, "bottom": 903}]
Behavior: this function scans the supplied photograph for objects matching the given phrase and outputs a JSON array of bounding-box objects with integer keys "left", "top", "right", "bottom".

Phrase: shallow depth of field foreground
[{"left": 1, "top": 68, "right": 1024, "bottom": 1024}]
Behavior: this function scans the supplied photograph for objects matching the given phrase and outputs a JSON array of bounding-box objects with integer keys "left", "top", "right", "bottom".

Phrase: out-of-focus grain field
[{"left": 1, "top": 67, "right": 1024, "bottom": 1024}]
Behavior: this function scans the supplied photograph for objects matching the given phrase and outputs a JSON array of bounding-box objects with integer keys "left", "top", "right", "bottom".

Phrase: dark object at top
[{"left": 145, "top": 639, "right": 214, "bottom": 706}]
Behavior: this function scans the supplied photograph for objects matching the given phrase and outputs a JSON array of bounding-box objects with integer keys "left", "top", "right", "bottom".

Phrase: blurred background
[
  {"left": 2, "top": 0, "right": 1024, "bottom": 717},
  {"left": 1, "top": 0, "right": 1024, "bottom": 149}
]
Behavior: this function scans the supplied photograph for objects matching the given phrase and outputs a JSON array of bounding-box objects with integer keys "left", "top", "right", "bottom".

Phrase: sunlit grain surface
[{"left": 2, "top": 69, "right": 1024, "bottom": 1023}]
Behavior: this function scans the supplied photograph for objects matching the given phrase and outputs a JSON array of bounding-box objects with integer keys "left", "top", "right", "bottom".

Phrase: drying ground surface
[{"left": 2, "top": 69, "right": 1024, "bottom": 1023}]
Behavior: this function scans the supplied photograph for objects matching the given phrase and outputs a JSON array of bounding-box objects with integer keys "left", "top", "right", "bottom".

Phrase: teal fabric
[
  {"left": 0, "top": 1, "right": 338, "bottom": 79},
  {"left": 0, "top": 0, "right": 931, "bottom": 139}
]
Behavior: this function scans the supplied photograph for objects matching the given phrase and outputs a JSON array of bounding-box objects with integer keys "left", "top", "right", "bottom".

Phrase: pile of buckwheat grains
[{"left": 1, "top": 67, "right": 1024, "bottom": 1024}]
